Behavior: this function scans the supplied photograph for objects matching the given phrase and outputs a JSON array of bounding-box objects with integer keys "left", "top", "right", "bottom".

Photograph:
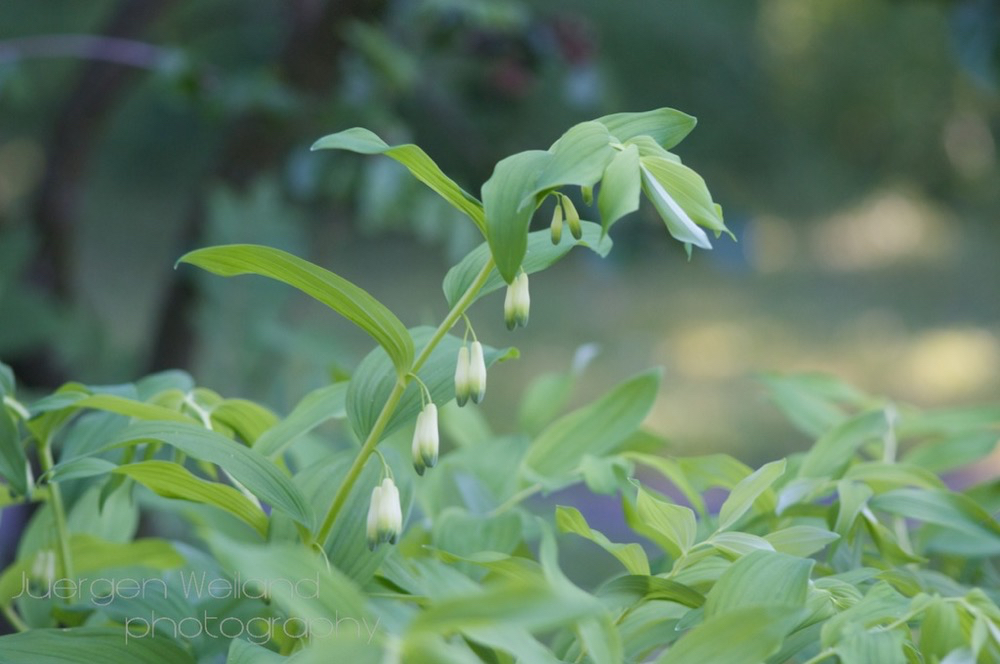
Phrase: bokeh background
[{"left": 1, "top": 0, "right": 998, "bottom": 466}]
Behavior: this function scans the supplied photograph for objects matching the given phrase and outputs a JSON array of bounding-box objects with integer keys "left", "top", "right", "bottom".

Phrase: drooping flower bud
[
  {"left": 513, "top": 271, "right": 530, "bottom": 328},
  {"left": 365, "top": 484, "right": 383, "bottom": 551},
  {"left": 563, "top": 196, "right": 583, "bottom": 240},
  {"left": 504, "top": 281, "right": 517, "bottom": 330},
  {"left": 454, "top": 345, "right": 471, "bottom": 407},
  {"left": 504, "top": 271, "right": 531, "bottom": 330},
  {"left": 550, "top": 199, "right": 564, "bottom": 245},
  {"left": 376, "top": 477, "right": 402, "bottom": 545},
  {"left": 468, "top": 341, "right": 487, "bottom": 404},
  {"left": 581, "top": 185, "right": 594, "bottom": 206},
  {"left": 411, "top": 403, "right": 439, "bottom": 475}
]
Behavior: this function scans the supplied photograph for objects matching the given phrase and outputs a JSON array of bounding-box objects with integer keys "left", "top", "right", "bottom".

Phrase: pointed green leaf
[
  {"left": 71, "top": 394, "right": 194, "bottom": 424},
  {"left": 764, "top": 526, "right": 840, "bottom": 557},
  {"left": 178, "top": 244, "right": 413, "bottom": 378},
  {"left": 598, "top": 144, "right": 641, "bottom": 234},
  {"left": 113, "top": 461, "right": 268, "bottom": 537},
  {"left": 442, "top": 221, "right": 611, "bottom": 308},
  {"left": 870, "top": 488, "right": 1000, "bottom": 541},
  {"left": 717, "top": 459, "right": 786, "bottom": 531},
  {"left": 100, "top": 421, "right": 313, "bottom": 528},
  {"left": 0, "top": 404, "right": 27, "bottom": 496},
  {"left": 521, "top": 369, "right": 661, "bottom": 487},
  {"left": 597, "top": 108, "right": 697, "bottom": 149},
  {"left": 836, "top": 626, "right": 906, "bottom": 664},
  {"left": 210, "top": 398, "right": 279, "bottom": 444},
  {"left": 525, "top": 121, "right": 616, "bottom": 204},
  {"left": 798, "top": 410, "right": 889, "bottom": 478},
  {"left": 656, "top": 605, "right": 805, "bottom": 664},
  {"left": 557, "top": 505, "right": 650, "bottom": 575},
  {"left": 641, "top": 156, "right": 729, "bottom": 246},
  {"left": 481, "top": 150, "right": 552, "bottom": 283},
  {"left": 311, "top": 127, "right": 485, "bottom": 233},
  {"left": 210, "top": 534, "right": 368, "bottom": 626},
  {"left": 0, "top": 627, "right": 196, "bottom": 664},
  {"left": 631, "top": 484, "right": 697, "bottom": 558},
  {"left": 704, "top": 551, "right": 813, "bottom": 618},
  {"left": 254, "top": 383, "right": 347, "bottom": 458}
]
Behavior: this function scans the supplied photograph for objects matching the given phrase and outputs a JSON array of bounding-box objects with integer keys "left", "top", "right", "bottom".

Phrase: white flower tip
[{"left": 469, "top": 341, "right": 487, "bottom": 403}]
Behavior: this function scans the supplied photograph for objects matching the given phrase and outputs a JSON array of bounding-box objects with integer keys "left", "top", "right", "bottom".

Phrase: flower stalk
[{"left": 314, "top": 257, "right": 497, "bottom": 546}]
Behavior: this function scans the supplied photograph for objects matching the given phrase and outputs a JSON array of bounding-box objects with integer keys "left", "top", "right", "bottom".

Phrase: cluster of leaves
[
  {"left": 2, "top": 362, "right": 999, "bottom": 662},
  {"left": 0, "top": 110, "right": 998, "bottom": 663}
]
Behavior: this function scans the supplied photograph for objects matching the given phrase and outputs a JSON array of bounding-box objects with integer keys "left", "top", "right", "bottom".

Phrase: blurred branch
[{"left": 0, "top": 34, "right": 179, "bottom": 70}]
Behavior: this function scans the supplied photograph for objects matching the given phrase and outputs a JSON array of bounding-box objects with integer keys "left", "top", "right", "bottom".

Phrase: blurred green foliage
[{"left": 0, "top": 0, "right": 998, "bottom": 449}]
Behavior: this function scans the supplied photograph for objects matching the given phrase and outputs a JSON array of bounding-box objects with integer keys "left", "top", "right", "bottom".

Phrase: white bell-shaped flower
[
  {"left": 377, "top": 477, "right": 402, "bottom": 545},
  {"left": 468, "top": 341, "right": 487, "bottom": 404},
  {"left": 365, "top": 484, "right": 383, "bottom": 551},
  {"left": 454, "top": 345, "right": 471, "bottom": 407},
  {"left": 411, "top": 403, "right": 439, "bottom": 475}
]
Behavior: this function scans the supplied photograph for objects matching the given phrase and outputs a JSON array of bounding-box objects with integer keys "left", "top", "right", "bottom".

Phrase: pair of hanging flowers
[{"left": 366, "top": 266, "right": 532, "bottom": 550}]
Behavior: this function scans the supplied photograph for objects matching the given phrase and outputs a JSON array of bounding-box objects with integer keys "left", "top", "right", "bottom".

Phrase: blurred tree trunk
[
  {"left": 18, "top": 0, "right": 178, "bottom": 388},
  {"left": 147, "top": 0, "right": 387, "bottom": 373}
]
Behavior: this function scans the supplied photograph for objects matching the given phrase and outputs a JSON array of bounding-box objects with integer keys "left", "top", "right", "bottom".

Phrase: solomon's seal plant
[{"left": 0, "top": 108, "right": 998, "bottom": 663}]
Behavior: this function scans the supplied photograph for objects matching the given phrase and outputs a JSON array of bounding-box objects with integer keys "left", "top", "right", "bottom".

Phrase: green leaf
[
  {"left": 598, "top": 145, "right": 641, "bottom": 234},
  {"left": 347, "top": 327, "right": 516, "bottom": 444},
  {"left": 210, "top": 398, "right": 279, "bottom": 444},
  {"left": 708, "top": 531, "right": 775, "bottom": 557},
  {"left": 254, "top": 383, "right": 347, "bottom": 458},
  {"left": 481, "top": 150, "right": 553, "bottom": 283},
  {"left": 704, "top": 551, "right": 813, "bottom": 618},
  {"left": 919, "top": 598, "right": 967, "bottom": 660},
  {"left": 526, "top": 121, "right": 616, "bottom": 203},
  {"left": 210, "top": 534, "right": 368, "bottom": 629},
  {"left": 0, "top": 404, "right": 27, "bottom": 495},
  {"left": 227, "top": 639, "right": 287, "bottom": 664},
  {"left": 820, "top": 582, "right": 909, "bottom": 647},
  {"left": 0, "top": 361, "right": 14, "bottom": 396},
  {"left": 521, "top": 369, "right": 661, "bottom": 487},
  {"left": 0, "top": 535, "right": 183, "bottom": 605},
  {"left": 311, "top": 127, "right": 486, "bottom": 233},
  {"left": 903, "top": 431, "right": 1000, "bottom": 472},
  {"left": 717, "top": 459, "right": 786, "bottom": 531},
  {"left": 113, "top": 461, "right": 268, "bottom": 537},
  {"left": 835, "top": 626, "right": 906, "bottom": 664},
  {"left": 758, "top": 372, "right": 869, "bottom": 438},
  {"left": 178, "top": 244, "right": 414, "bottom": 378},
  {"left": 798, "top": 410, "right": 889, "bottom": 479},
  {"left": 556, "top": 505, "right": 650, "bottom": 575},
  {"left": 433, "top": 508, "right": 523, "bottom": 560},
  {"left": 0, "top": 627, "right": 196, "bottom": 664},
  {"left": 655, "top": 605, "right": 805, "bottom": 664},
  {"left": 764, "top": 526, "right": 840, "bottom": 557},
  {"left": 71, "top": 394, "right": 194, "bottom": 424},
  {"left": 597, "top": 108, "right": 698, "bottom": 149},
  {"left": 626, "top": 453, "right": 706, "bottom": 516},
  {"left": 408, "top": 580, "right": 598, "bottom": 634},
  {"left": 870, "top": 488, "right": 1000, "bottom": 542},
  {"left": 597, "top": 575, "right": 705, "bottom": 609},
  {"left": 843, "top": 461, "right": 945, "bottom": 491},
  {"left": 629, "top": 484, "right": 697, "bottom": 559},
  {"left": 640, "top": 160, "right": 712, "bottom": 249},
  {"left": 517, "top": 371, "right": 575, "bottom": 436},
  {"left": 442, "top": 221, "right": 612, "bottom": 308},
  {"left": 100, "top": 421, "right": 314, "bottom": 529},
  {"left": 835, "top": 480, "right": 874, "bottom": 536}
]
